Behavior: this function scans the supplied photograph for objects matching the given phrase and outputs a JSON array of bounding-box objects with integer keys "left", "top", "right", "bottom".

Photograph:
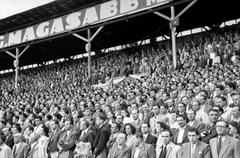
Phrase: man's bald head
[
  {"left": 116, "top": 133, "right": 127, "bottom": 146},
  {"left": 14, "top": 133, "right": 23, "bottom": 144}
]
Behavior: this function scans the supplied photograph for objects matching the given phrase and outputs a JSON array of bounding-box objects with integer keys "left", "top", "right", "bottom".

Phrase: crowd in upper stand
[{"left": 0, "top": 23, "right": 240, "bottom": 158}]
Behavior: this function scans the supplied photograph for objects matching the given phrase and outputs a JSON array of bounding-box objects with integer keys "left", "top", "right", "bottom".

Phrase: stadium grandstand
[{"left": 0, "top": 0, "right": 240, "bottom": 158}]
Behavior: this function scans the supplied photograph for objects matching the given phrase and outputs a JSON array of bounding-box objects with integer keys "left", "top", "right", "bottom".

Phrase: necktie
[
  {"left": 191, "top": 144, "right": 194, "bottom": 158},
  {"left": 64, "top": 131, "right": 69, "bottom": 141},
  {"left": 50, "top": 130, "right": 55, "bottom": 140},
  {"left": 13, "top": 145, "right": 16, "bottom": 155},
  {"left": 81, "top": 132, "right": 86, "bottom": 139},
  {"left": 159, "top": 145, "right": 167, "bottom": 158},
  {"left": 143, "top": 113, "right": 147, "bottom": 121},
  {"left": 136, "top": 120, "right": 139, "bottom": 128},
  {"left": 154, "top": 116, "right": 157, "bottom": 134},
  {"left": 51, "top": 130, "right": 54, "bottom": 136},
  {"left": 217, "top": 137, "right": 222, "bottom": 156}
]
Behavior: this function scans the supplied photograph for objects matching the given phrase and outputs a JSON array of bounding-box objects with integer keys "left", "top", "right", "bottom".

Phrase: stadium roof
[{"left": 0, "top": 0, "right": 239, "bottom": 70}]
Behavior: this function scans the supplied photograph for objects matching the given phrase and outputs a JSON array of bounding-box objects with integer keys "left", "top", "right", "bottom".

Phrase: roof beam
[
  {"left": 153, "top": 0, "right": 198, "bottom": 22},
  {"left": 18, "top": 45, "right": 30, "bottom": 58},
  {"left": 175, "top": 0, "right": 198, "bottom": 19},
  {"left": 153, "top": 12, "right": 171, "bottom": 21},
  {"left": 73, "top": 33, "right": 88, "bottom": 42},
  {"left": 90, "top": 26, "right": 104, "bottom": 41},
  {"left": 5, "top": 51, "right": 16, "bottom": 58}
]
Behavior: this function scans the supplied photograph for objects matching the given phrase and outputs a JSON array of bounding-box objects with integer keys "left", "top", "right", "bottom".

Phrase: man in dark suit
[
  {"left": 2, "top": 127, "right": 14, "bottom": 149},
  {"left": 210, "top": 120, "right": 240, "bottom": 158},
  {"left": 222, "top": 51, "right": 231, "bottom": 65},
  {"left": 77, "top": 119, "right": 95, "bottom": 149},
  {"left": 131, "top": 109, "right": 142, "bottom": 133},
  {"left": 86, "top": 117, "right": 98, "bottom": 136},
  {"left": 201, "top": 109, "right": 219, "bottom": 144},
  {"left": 72, "top": 112, "right": 81, "bottom": 132},
  {"left": 141, "top": 122, "right": 157, "bottom": 148},
  {"left": 108, "top": 133, "right": 131, "bottom": 158},
  {"left": 131, "top": 133, "right": 156, "bottom": 158},
  {"left": 93, "top": 114, "right": 111, "bottom": 158},
  {"left": 179, "top": 128, "right": 211, "bottom": 158},
  {"left": 0, "top": 120, "right": 7, "bottom": 135},
  {"left": 12, "top": 133, "right": 28, "bottom": 158},
  {"left": 172, "top": 114, "right": 190, "bottom": 146},
  {"left": 58, "top": 118, "right": 79, "bottom": 158},
  {"left": 47, "top": 120, "right": 61, "bottom": 158},
  {"left": 115, "top": 115, "right": 125, "bottom": 133}
]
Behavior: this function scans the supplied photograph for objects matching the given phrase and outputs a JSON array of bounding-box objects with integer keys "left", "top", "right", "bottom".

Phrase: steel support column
[
  {"left": 87, "top": 29, "right": 91, "bottom": 79},
  {"left": 152, "top": 0, "right": 197, "bottom": 69},
  {"left": 171, "top": 6, "right": 177, "bottom": 69},
  {"left": 15, "top": 48, "right": 19, "bottom": 89},
  {"left": 4, "top": 45, "right": 30, "bottom": 89},
  {"left": 73, "top": 26, "right": 104, "bottom": 78}
]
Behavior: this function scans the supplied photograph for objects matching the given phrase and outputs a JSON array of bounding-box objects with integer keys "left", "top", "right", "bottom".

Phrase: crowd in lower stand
[{"left": 1, "top": 24, "right": 240, "bottom": 158}]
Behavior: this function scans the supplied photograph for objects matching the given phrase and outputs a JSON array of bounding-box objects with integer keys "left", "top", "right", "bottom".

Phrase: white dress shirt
[
  {"left": 196, "top": 109, "right": 210, "bottom": 125},
  {"left": 143, "top": 133, "right": 149, "bottom": 142},
  {"left": 169, "top": 121, "right": 179, "bottom": 129},
  {"left": 14, "top": 142, "right": 21, "bottom": 153},
  {"left": 190, "top": 143, "right": 197, "bottom": 157},
  {"left": 177, "top": 126, "right": 186, "bottom": 144},
  {"left": 134, "top": 145, "right": 142, "bottom": 158},
  {"left": 163, "top": 144, "right": 169, "bottom": 153},
  {"left": 188, "top": 120, "right": 196, "bottom": 127},
  {"left": 80, "top": 128, "right": 88, "bottom": 139},
  {"left": 118, "top": 145, "right": 123, "bottom": 150},
  {"left": 218, "top": 136, "right": 226, "bottom": 145},
  {"left": 221, "top": 106, "right": 232, "bottom": 122},
  {"left": 123, "top": 117, "right": 131, "bottom": 124},
  {"left": 31, "top": 141, "right": 38, "bottom": 149}
]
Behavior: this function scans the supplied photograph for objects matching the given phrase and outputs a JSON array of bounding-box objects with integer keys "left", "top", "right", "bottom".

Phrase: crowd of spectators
[{"left": 0, "top": 23, "right": 240, "bottom": 158}]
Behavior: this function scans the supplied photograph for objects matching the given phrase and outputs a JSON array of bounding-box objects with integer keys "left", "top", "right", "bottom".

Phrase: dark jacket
[
  {"left": 47, "top": 128, "right": 62, "bottom": 153},
  {"left": 201, "top": 123, "right": 218, "bottom": 144},
  {"left": 144, "top": 133, "right": 157, "bottom": 149},
  {"left": 57, "top": 128, "right": 79, "bottom": 158},
  {"left": 93, "top": 123, "right": 111, "bottom": 157},
  {"left": 78, "top": 129, "right": 95, "bottom": 150},
  {"left": 172, "top": 125, "right": 191, "bottom": 146},
  {"left": 5, "top": 134, "right": 14, "bottom": 149}
]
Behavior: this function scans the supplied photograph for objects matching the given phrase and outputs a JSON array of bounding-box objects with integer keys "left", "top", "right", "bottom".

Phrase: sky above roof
[{"left": 0, "top": 0, "right": 55, "bottom": 19}]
